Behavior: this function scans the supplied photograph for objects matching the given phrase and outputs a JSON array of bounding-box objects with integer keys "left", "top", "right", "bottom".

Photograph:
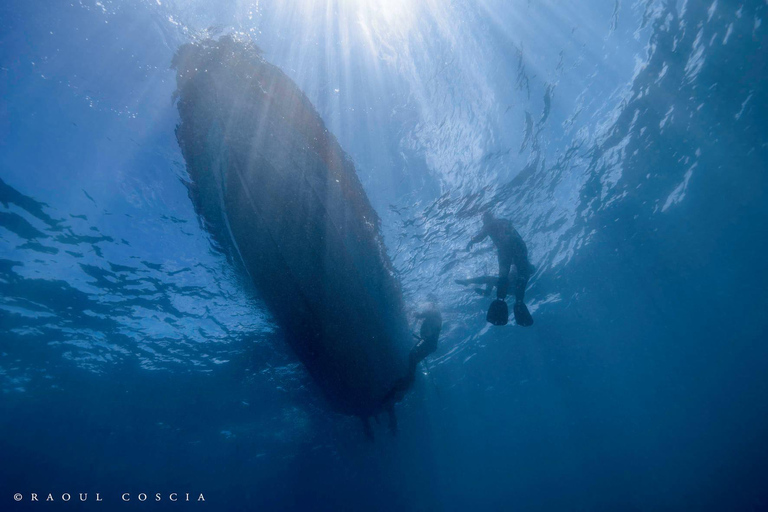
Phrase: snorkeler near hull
[
  {"left": 380, "top": 296, "right": 442, "bottom": 436},
  {"left": 466, "top": 212, "right": 534, "bottom": 327},
  {"left": 172, "top": 36, "right": 411, "bottom": 425}
]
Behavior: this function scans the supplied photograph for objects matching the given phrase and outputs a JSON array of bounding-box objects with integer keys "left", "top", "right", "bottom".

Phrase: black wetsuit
[
  {"left": 382, "top": 307, "right": 442, "bottom": 409},
  {"left": 409, "top": 308, "right": 442, "bottom": 374},
  {"left": 469, "top": 218, "right": 533, "bottom": 302}
]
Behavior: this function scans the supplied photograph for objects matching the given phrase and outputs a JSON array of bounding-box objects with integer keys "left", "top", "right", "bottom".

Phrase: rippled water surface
[{"left": 2, "top": 0, "right": 767, "bottom": 510}]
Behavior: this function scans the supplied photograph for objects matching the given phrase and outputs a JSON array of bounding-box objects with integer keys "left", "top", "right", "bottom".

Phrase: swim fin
[
  {"left": 513, "top": 302, "right": 534, "bottom": 327},
  {"left": 486, "top": 299, "right": 509, "bottom": 326}
]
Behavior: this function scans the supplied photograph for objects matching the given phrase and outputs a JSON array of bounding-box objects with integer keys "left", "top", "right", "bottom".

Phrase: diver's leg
[
  {"left": 513, "top": 264, "right": 529, "bottom": 304},
  {"left": 382, "top": 341, "right": 425, "bottom": 406},
  {"left": 496, "top": 254, "right": 512, "bottom": 299},
  {"left": 408, "top": 346, "right": 420, "bottom": 376},
  {"left": 512, "top": 261, "right": 534, "bottom": 326},
  {"left": 513, "top": 276, "right": 528, "bottom": 303},
  {"left": 382, "top": 378, "right": 406, "bottom": 406},
  {"left": 383, "top": 337, "right": 437, "bottom": 408},
  {"left": 408, "top": 340, "right": 428, "bottom": 377},
  {"left": 405, "top": 338, "right": 436, "bottom": 386}
]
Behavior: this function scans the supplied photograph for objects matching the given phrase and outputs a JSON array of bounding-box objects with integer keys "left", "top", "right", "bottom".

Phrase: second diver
[{"left": 465, "top": 211, "right": 534, "bottom": 326}]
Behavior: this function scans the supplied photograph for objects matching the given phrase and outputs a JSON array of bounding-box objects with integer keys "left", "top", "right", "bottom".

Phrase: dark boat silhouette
[{"left": 173, "top": 36, "right": 410, "bottom": 418}]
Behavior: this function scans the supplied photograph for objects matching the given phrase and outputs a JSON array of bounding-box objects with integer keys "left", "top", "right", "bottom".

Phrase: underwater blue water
[{"left": 1, "top": 0, "right": 767, "bottom": 510}]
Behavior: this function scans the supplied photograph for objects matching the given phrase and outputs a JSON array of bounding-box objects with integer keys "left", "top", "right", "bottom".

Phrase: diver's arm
[{"left": 466, "top": 227, "right": 488, "bottom": 251}]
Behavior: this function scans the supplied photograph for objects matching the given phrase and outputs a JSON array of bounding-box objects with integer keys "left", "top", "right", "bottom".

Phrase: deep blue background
[{"left": 1, "top": 0, "right": 767, "bottom": 510}]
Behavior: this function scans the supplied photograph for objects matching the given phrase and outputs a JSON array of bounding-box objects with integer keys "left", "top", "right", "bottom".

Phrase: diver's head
[{"left": 482, "top": 210, "right": 494, "bottom": 225}]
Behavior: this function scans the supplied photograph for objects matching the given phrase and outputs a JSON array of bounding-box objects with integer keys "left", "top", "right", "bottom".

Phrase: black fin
[
  {"left": 487, "top": 299, "right": 509, "bottom": 326},
  {"left": 513, "top": 302, "right": 533, "bottom": 327}
]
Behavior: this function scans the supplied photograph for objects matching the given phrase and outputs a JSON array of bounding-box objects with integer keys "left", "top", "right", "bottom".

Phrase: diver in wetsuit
[
  {"left": 379, "top": 297, "right": 442, "bottom": 436},
  {"left": 466, "top": 211, "right": 534, "bottom": 326},
  {"left": 409, "top": 302, "right": 442, "bottom": 378}
]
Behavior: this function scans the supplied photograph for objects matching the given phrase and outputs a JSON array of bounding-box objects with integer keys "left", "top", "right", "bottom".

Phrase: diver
[
  {"left": 465, "top": 211, "right": 534, "bottom": 326},
  {"left": 409, "top": 298, "right": 443, "bottom": 378},
  {"left": 380, "top": 295, "right": 443, "bottom": 433}
]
